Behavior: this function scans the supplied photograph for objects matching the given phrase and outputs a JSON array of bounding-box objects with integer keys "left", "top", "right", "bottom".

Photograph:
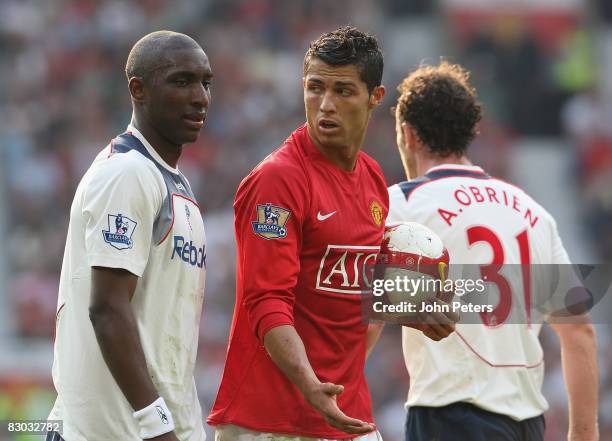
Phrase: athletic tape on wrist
[{"left": 133, "top": 397, "right": 175, "bottom": 439}]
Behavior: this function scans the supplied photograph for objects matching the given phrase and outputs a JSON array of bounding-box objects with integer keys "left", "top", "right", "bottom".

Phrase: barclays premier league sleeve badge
[
  {"left": 102, "top": 213, "right": 138, "bottom": 250},
  {"left": 251, "top": 203, "right": 291, "bottom": 240}
]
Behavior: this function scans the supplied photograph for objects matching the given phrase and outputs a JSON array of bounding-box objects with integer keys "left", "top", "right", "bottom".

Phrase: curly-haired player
[{"left": 387, "top": 61, "right": 599, "bottom": 441}]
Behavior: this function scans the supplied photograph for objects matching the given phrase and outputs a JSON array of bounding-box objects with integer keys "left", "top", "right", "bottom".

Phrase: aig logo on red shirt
[{"left": 316, "top": 245, "right": 379, "bottom": 295}]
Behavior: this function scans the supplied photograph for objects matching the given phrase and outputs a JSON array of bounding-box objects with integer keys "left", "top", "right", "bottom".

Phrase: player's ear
[
  {"left": 128, "top": 77, "right": 146, "bottom": 103},
  {"left": 401, "top": 122, "right": 410, "bottom": 143},
  {"left": 369, "top": 85, "right": 385, "bottom": 109},
  {"left": 404, "top": 123, "right": 418, "bottom": 152}
]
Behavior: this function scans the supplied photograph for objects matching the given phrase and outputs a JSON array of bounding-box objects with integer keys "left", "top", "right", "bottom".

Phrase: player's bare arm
[
  {"left": 264, "top": 325, "right": 375, "bottom": 435},
  {"left": 366, "top": 323, "right": 384, "bottom": 358},
  {"left": 549, "top": 316, "right": 599, "bottom": 441},
  {"left": 89, "top": 267, "right": 179, "bottom": 441}
]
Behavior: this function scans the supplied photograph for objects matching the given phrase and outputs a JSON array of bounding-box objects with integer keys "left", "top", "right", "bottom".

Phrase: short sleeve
[
  {"left": 82, "top": 155, "right": 164, "bottom": 277},
  {"left": 234, "top": 160, "right": 309, "bottom": 342},
  {"left": 535, "top": 216, "right": 581, "bottom": 319}
]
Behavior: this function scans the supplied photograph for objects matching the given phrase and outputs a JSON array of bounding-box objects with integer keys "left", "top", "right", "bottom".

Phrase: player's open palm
[
  {"left": 149, "top": 432, "right": 180, "bottom": 441},
  {"left": 303, "top": 382, "right": 375, "bottom": 435}
]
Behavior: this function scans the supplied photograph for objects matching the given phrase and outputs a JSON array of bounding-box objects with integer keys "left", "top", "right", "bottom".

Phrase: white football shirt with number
[
  {"left": 49, "top": 125, "right": 207, "bottom": 441},
  {"left": 387, "top": 164, "right": 571, "bottom": 421}
]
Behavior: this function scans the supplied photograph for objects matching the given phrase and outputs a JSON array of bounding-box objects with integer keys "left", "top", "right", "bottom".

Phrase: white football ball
[
  {"left": 377, "top": 222, "right": 450, "bottom": 316},
  {"left": 384, "top": 222, "right": 446, "bottom": 258}
]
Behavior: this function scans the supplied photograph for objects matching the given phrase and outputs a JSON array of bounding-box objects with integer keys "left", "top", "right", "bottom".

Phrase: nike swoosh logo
[{"left": 317, "top": 211, "right": 337, "bottom": 221}]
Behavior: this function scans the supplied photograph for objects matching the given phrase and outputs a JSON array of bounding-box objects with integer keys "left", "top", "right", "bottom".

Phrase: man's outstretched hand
[{"left": 302, "top": 382, "right": 375, "bottom": 435}]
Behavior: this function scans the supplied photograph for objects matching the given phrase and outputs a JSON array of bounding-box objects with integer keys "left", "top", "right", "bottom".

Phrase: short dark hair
[
  {"left": 125, "top": 30, "right": 201, "bottom": 82},
  {"left": 396, "top": 61, "right": 482, "bottom": 157},
  {"left": 304, "top": 26, "right": 383, "bottom": 93}
]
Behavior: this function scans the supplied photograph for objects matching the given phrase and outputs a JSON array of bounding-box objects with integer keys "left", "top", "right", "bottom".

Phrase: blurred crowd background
[{"left": 1, "top": 0, "right": 611, "bottom": 440}]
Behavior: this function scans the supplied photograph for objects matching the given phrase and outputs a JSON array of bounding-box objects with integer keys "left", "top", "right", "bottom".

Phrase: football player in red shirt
[{"left": 208, "top": 27, "right": 456, "bottom": 440}]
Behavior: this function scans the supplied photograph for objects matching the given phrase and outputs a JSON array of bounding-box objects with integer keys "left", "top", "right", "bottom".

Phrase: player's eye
[
  {"left": 308, "top": 84, "right": 323, "bottom": 93},
  {"left": 175, "top": 78, "right": 188, "bottom": 87},
  {"left": 338, "top": 88, "right": 352, "bottom": 97},
  {"left": 202, "top": 81, "right": 211, "bottom": 90}
]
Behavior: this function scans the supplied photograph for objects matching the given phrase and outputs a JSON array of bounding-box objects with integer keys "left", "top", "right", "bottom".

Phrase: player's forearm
[
  {"left": 553, "top": 322, "right": 599, "bottom": 440},
  {"left": 89, "top": 302, "right": 160, "bottom": 411},
  {"left": 365, "top": 323, "right": 384, "bottom": 359},
  {"left": 263, "top": 325, "right": 320, "bottom": 395}
]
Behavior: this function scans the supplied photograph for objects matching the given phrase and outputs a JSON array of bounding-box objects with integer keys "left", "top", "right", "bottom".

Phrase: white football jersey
[
  {"left": 49, "top": 126, "right": 207, "bottom": 441},
  {"left": 387, "top": 164, "right": 571, "bottom": 421}
]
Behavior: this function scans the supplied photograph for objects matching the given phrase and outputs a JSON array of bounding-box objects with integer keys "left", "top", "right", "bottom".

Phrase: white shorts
[{"left": 214, "top": 424, "right": 383, "bottom": 441}]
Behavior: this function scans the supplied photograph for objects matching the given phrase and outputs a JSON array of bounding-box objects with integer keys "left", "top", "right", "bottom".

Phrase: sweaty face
[
  {"left": 304, "top": 58, "right": 375, "bottom": 151},
  {"left": 145, "top": 48, "right": 212, "bottom": 146}
]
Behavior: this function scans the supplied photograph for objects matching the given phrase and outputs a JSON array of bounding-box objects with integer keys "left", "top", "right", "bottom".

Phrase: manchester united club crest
[
  {"left": 370, "top": 200, "right": 383, "bottom": 226},
  {"left": 252, "top": 203, "right": 292, "bottom": 239}
]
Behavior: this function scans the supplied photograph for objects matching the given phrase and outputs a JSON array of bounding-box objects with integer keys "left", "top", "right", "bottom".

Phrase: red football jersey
[{"left": 208, "top": 125, "right": 389, "bottom": 438}]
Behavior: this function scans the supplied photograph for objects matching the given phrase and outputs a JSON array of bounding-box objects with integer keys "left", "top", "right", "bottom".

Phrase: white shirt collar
[
  {"left": 127, "top": 124, "right": 179, "bottom": 174},
  {"left": 425, "top": 164, "right": 485, "bottom": 174}
]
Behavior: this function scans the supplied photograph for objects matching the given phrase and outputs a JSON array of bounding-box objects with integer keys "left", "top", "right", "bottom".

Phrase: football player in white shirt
[
  {"left": 47, "top": 31, "right": 212, "bottom": 441},
  {"left": 387, "top": 62, "right": 599, "bottom": 441}
]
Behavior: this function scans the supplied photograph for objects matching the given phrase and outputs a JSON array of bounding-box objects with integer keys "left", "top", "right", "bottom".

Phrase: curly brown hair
[{"left": 396, "top": 61, "right": 482, "bottom": 157}]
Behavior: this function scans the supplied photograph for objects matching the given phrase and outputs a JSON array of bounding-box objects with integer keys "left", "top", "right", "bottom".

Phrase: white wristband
[{"left": 133, "top": 397, "right": 175, "bottom": 439}]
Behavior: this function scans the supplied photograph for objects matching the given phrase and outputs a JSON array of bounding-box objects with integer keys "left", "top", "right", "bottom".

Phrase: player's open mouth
[{"left": 318, "top": 119, "right": 340, "bottom": 133}]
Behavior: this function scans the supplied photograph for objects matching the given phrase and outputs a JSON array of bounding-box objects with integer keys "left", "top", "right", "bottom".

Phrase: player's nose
[
  {"left": 191, "top": 82, "right": 210, "bottom": 109},
  {"left": 319, "top": 90, "right": 336, "bottom": 113}
]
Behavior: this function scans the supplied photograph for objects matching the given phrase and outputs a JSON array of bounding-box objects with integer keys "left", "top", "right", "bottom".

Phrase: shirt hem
[
  {"left": 405, "top": 399, "right": 547, "bottom": 421},
  {"left": 207, "top": 417, "right": 375, "bottom": 440},
  {"left": 88, "top": 254, "right": 146, "bottom": 277}
]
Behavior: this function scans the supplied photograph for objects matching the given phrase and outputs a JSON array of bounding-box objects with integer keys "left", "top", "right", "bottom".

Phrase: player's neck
[
  {"left": 320, "top": 145, "right": 360, "bottom": 171},
  {"left": 307, "top": 126, "right": 364, "bottom": 172},
  {"left": 417, "top": 154, "right": 471, "bottom": 176},
  {"left": 131, "top": 117, "right": 182, "bottom": 168}
]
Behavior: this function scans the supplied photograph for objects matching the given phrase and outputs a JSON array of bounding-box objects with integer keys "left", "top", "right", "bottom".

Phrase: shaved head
[
  {"left": 125, "top": 30, "right": 203, "bottom": 82},
  {"left": 125, "top": 30, "right": 211, "bottom": 150}
]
